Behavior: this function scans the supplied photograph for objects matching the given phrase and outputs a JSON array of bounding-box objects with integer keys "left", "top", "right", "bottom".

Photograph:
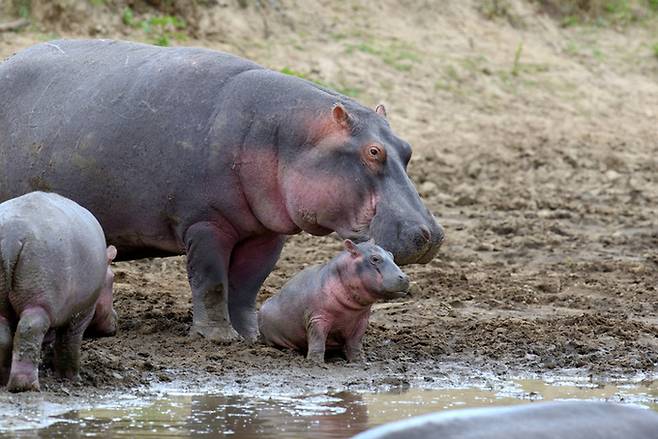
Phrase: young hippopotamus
[
  {"left": 259, "top": 240, "right": 409, "bottom": 363},
  {"left": 0, "top": 192, "right": 118, "bottom": 392}
]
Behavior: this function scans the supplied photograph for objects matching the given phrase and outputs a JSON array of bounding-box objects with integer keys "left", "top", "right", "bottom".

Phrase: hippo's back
[
  {"left": 0, "top": 192, "right": 107, "bottom": 295},
  {"left": 352, "top": 401, "right": 658, "bottom": 439}
]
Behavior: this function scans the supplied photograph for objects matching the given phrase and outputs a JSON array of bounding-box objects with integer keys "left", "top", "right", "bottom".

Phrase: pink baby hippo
[
  {"left": 0, "top": 192, "right": 117, "bottom": 392},
  {"left": 259, "top": 240, "right": 409, "bottom": 363}
]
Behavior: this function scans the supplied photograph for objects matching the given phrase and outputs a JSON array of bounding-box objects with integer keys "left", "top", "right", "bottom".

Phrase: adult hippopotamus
[
  {"left": 0, "top": 39, "right": 443, "bottom": 342},
  {"left": 0, "top": 192, "right": 117, "bottom": 392},
  {"left": 352, "top": 401, "right": 658, "bottom": 439}
]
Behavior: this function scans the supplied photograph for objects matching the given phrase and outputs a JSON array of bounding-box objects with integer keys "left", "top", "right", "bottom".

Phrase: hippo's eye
[
  {"left": 369, "top": 146, "right": 380, "bottom": 157},
  {"left": 370, "top": 255, "right": 382, "bottom": 265}
]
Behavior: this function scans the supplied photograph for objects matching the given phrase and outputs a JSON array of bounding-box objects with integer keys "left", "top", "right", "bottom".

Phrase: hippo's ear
[
  {"left": 106, "top": 245, "right": 117, "bottom": 262},
  {"left": 375, "top": 104, "right": 387, "bottom": 118},
  {"left": 343, "top": 239, "right": 360, "bottom": 258},
  {"left": 332, "top": 103, "right": 353, "bottom": 129}
]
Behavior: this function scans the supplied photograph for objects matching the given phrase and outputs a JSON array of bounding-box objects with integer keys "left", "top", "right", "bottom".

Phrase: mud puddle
[{"left": 2, "top": 376, "right": 657, "bottom": 438}]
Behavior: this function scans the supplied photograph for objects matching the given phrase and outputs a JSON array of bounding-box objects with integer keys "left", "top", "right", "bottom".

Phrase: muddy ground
[{"left": 0, "top": 0, "right": 657, "bottom": 396}]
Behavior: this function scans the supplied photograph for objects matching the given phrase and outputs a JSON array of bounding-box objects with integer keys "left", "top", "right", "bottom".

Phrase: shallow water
[{"left": 3, "top": 378, "right": 657, "bottom": 438}]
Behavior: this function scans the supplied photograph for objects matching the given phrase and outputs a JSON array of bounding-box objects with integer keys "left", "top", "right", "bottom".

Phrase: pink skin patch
[
  {"left": 283, "top": 168, "right": 378, "bottom": 239},
  {"left": 9, "top": 360, "right": 37, "bottom": 379}
]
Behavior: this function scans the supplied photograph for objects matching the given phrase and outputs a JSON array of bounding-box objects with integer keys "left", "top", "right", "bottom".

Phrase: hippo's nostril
[{"left": 419, "top": 225, "right": 431, "bottom": 243}]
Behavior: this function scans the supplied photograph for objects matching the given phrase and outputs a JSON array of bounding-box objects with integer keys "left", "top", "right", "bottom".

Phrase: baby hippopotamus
[
  {"left": 259, "top": 240, "right": 409, "bottom": 363},
  {"left": 0, "top": 192, "right": 117, "bottom": 392}
]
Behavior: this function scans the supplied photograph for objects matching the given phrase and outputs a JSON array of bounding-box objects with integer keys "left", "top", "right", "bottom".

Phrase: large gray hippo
[
  {"left": 0, "top": 39, "right": 443, "bottom": 342},
  {"left": 352, "top": 401, "right": 658, "bottom": 439}
]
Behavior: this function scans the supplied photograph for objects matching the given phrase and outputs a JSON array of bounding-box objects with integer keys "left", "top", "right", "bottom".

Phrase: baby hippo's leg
[
  {"left": 343, "top": 316, "right": 369, "bottom": 363},
  {"left": 7, "top": 307, "right": 51, "bottom": 392},
  {"left": 0, "top": 316, "right": 12, "bottom": 385},
  {"left": 54, "top": 307, "right": 94, "bottom": 381},
  {"left": 306, "top": 318, "right": 330, "bottom": 364}
]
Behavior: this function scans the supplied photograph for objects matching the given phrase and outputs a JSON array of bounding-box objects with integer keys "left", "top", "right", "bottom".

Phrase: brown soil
[{"left": 0, "top": 0, "right": 656, "bottom": 395}]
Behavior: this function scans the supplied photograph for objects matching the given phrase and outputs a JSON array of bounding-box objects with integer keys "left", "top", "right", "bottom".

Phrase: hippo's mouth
[{"left": 337, "top": 192, "right": 378, "bottom": 242}]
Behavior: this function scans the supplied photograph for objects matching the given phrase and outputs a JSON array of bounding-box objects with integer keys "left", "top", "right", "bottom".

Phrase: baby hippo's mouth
[{"left": 380, "top": 274, "right": 410, "bottom": 299}]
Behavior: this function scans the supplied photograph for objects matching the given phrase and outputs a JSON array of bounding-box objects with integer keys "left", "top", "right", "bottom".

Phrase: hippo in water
[
  {"left": 0, "top": 39, "right": 443, "bottom": 343},
  {"left": 259, "top": 240, "right": 409, "bottom": 363},
  {"left": 0, "top": 192, "right": 117, "bottom": 392},
  {"left": 352, "top": 401, "right": 658, "bottom": 439}
]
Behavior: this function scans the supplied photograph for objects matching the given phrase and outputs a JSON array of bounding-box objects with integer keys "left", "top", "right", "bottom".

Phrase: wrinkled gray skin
[
  {"left": 0, "top": 192, "right": 117, "bottom": 392},
  {"left": 259, "top": 240, "right": 409, "bottom": 363},
  {"left": 0, "top": 39, "right": 443, "bottom": 343},
  {"left": 352, "top": 401, "right": 658, "bottom": 439}
]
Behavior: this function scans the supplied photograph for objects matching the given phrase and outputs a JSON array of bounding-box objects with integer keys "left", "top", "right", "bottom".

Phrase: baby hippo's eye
[{"left": 370, "top": 255, "right": 382, "bottom": 265}]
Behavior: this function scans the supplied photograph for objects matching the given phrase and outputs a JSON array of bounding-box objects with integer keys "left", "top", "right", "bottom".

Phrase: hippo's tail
[{"left": 0, "top": 237, "right": 23, "bottom": 291}]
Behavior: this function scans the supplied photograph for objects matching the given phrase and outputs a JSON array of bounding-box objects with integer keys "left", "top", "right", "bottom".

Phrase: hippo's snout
[{"left": 370, "top": 210, "right": 445, "bottom": 266}]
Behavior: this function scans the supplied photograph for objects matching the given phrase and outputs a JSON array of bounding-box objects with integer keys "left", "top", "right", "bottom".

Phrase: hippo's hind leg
[
  {"left": 53, "top": 307, "right": 93, "bottom": 381},
  {"left": 7, "top": 307, "right": 50, "bottom": 392},
  {"left": 0, "top": 316, "right": 11, "bottom": 385},
  {"left": 185, "top": 222, "right": 240, "bottom": 342},
  {"left": 228, "top": 235, "right": 285, "bottom": 341}
]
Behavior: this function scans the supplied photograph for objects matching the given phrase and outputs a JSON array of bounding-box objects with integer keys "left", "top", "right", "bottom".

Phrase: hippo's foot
[
  {"left": 7, "top": 372, "right": 40, "bottom": 392},
  {"left": 306, "top": 351, "right": 326, "bottom": 365},
  {"left": 230, "top": 310, "right": 259, "bottom": 343},
  {"left": 55, "top": 368, "right": 80, "bottom": 382},
  {"left": 192, "top": 324, "right": 241, "bottom": 343}
]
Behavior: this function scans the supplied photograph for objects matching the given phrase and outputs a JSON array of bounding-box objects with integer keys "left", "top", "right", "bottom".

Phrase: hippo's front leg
[
  {"left": 343, "top": 313, "right": 369, "bottom": 363},
  {"left": 228, "top": 234, "right": 285, "bottom": 341},
  {"left": 185, "top": 222, "right": 240, "bottom": 342},
  {"left": 306, "top": 317, "right": 330, "bottom": 364},
  {"left": 53, "top": 308, "right": 94, "bottom": 380}
]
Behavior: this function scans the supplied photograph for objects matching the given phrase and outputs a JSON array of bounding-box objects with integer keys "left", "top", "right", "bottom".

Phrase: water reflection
[{"left": 4, "top": 378, "right": 658, "bottom": 439}]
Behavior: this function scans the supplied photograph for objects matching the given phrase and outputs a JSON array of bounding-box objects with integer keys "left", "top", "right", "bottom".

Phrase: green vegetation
[
  {"left": 122, "top": 7, "right": 135, "bottom": 26},
  {"left": 120, "top": 7, "right": 187, "bottom": 47},
  {"left": 279, "top": 67, "right": 363, "bottom": 97},
  {"left": 653, "top": 42, "right": 658, "bottom": 58},
  {"left": 12, "top": 0, "right": 31, "bottom": 18},
  {"left": 539, "top": 0, "right": 658, "bottom": 26},
  {"left": 511, "top": 42, "right": 524, "bottom": 76},
  {"left": 141, "top": 15, "right": 187, "bottom": 46},
  {"left": 345, "top": 40, "right": 420, "bottom": 72}
]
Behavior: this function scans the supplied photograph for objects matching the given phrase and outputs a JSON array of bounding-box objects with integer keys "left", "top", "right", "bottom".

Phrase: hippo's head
[
  {"left": 86, "top": 245, "right": 118, "bottom": 338},
  {"left": 344, "top": 240, "right": 409, "bottom": 299},
  {"left": 282, "top": 102, "right": 444, "bottom": 265}
]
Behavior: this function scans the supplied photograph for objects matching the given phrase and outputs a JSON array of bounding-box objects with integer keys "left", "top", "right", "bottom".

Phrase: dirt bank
[{"left": 0, "top": 0, "right": 656, "bottom": 395}]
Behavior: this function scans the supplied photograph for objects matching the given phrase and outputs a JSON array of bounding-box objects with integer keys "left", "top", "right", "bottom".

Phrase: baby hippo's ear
[
  {"left": 344, "top": 239, "right": 360, "bottom": 258},
  {"left": 106, "top": 245, "right": 117, "bottom": 263}
]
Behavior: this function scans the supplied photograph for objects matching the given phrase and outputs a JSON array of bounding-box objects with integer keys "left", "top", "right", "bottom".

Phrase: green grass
[
  {"left": 117, "top": 7, "right": 188, "bottom": 47},
  {"left": 511, "top": 42, "right": 524, "bottom": 76},
  {"left": 345, "top": 40, "right": 420, "bottom": 72},
  {"left": 653, "top": 42, "right": 658, "bottom": 58},
  {"left": 543, "top": 0, "right": 658, "bottom": 26},
  {"left": 279, "top": 67, "right": 363, "bottom": 97},
  {"left": 122, "top": 7, "right": 135, "bottom": 26}
]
